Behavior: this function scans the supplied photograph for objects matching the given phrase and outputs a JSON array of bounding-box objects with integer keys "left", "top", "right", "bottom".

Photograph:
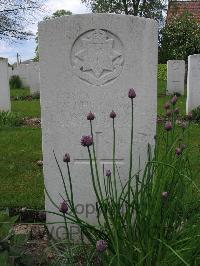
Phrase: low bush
[
  {"left": 192, "top": 106, "right": 200, "bottom": 123},
  {"left": 158, "top": 64, "right": 167, "bottom": 81},
  {"left": 9, "top": 75, "right": 23, "bottom": 90},
  {"left": 0, "top": 111, "right": 22, "bottom": 127}
]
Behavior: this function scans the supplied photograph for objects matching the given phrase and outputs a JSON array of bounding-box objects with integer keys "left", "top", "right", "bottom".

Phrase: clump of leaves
[
  {"left": 9, "top": 75, "right": 23, "bottom": 90},
  {"left": 0, "top": 111, "right": 22, "bottom": 127},
  {"left": 159, "top": 12, "right": 200, "bottom": 63},
  {"left": 192, "top": 106, "right": 200, "bottom": 123},
  {"left": 0, "top": 211, "right": 35, "bottom": 265},
  {"left": 158, "top": 64, "right": 167, "bottom": 81}
]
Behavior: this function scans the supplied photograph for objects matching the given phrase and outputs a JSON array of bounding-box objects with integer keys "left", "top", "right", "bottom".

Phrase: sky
[{"left": 0, "top": 0, "right": 90, "bottom": 64}]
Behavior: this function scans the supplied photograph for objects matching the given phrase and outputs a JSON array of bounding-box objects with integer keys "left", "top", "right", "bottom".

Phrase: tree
[
  {"left": 0, "top": 0, "right": 45, "bottom": 40},
  {"left": 81, "top": 0, "right": 167, "bottom": 24},
  {"left": 159, "top": 12, "right": 200, "bottom": 63},
  {"left": 33, "top": 9, "right": 72, "bottom": 61}
]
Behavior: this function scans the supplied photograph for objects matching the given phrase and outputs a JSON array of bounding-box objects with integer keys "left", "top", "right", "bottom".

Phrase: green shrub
[
  {"left": 0, "top": 111, "right": 22, "bottom": 127},
  {"left": 9, "top": 75, "right": 23, "bottom": 90},
  {"left": 192, "top": 106, "right": 200, "bottom": 123},
  {"left": 158, "top": 64, "right": 167, "bottom": 80}
]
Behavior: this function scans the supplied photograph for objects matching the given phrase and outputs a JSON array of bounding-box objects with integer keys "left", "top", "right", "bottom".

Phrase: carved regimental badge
[{"left": 71, "top": 29, "right": 124, "bottom": 86}]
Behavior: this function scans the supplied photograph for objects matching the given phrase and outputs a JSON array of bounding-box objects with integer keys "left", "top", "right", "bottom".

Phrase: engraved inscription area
[
  {"left": 71, "top": 29, "right": 124, "bottom": 86},
  {"left": 74, "top": 132, "right": 124, "bottom": 171},
  {"left": 171, "top": 62, "right": 180, "bottom": 71},
  {"left": 191, "top": 60, "right": 200, "bottom": 78}
]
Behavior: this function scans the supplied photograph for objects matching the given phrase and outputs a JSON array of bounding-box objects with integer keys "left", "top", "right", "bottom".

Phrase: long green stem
[
  {"left": 128, "top": 98, "right": 134, "bottom": 218},
  {"left": 112, "top": 118, "right": 117, "bottom": 201},
  {"left": 90, "top": 120, "right": 103, "bottom": 200}
]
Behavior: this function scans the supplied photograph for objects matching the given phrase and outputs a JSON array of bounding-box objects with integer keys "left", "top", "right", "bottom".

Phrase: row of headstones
[
  {"left": 167, "top": 55, "right": 200, "bottom": 113},
  {"left": 0, "top": 58, "right": 10, "bottom": 111},
  {"left": 9, "top": 61, "right": 40, "bottom": 94}
]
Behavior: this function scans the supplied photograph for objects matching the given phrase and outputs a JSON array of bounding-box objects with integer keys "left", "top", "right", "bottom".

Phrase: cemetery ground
[
  {"left": 0, "top": 80, "right": 199, "bottom": 209},
  {"left": 0, "top": 79, "right": 200, "bottom": 264}
]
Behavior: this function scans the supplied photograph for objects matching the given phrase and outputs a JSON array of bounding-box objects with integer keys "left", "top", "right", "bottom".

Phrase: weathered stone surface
[
  {"left": 27, "top": 62, "right": 40, "bottom": 94},
  {"left": 12, "top": 64, "right": 29, "bottom": 87},
  {"left": 0, "top": 58, "right": 10, "bottom": 111},
  {"left": 186, "top": 54, "right": 200, "bottom": 113},
  {"left": 167, "top": 60, "right": 185, "bottom": 95},
  {"left": 39, "top": 14, "right": 158, "bottom": 238},
  {"left": 10, "top": 62, "right": 40, "bottom": 92}
]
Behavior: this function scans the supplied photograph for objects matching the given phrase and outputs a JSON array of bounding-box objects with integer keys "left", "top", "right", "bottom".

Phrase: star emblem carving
[{"left": 75, "top": 30, "right": 121, "bottom": 78}]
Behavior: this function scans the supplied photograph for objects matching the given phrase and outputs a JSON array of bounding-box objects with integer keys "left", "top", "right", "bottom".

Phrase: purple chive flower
[
  {"left": 187, "top": 112, "right": 193, "bottom": 121},
  {"left": 128, "top": 88, "right": 136, "bottom": 99},
  {"left": 166, "top": 110, "right": 172, "bottom": 117},
  {"left": 87, "top": 111, "right": 95, "bottom": 121},
  {"left": 81, "top": 135, "right": 93, "bottom": 147},
  {"left": 164, "top": 102, "right": 170, "bottom": 110},
  {"left": 162, "top": 192, "right": 168, "bottom": 200},
  {"left": 174, "top": 108, "right": 179, "bottom": 114},
  {"left": 180, "top": 121, "right": 188, "bottom": 129},
  {"left": 106, "top": 170, "right": 111, "bottom": 177},
  {"left": 96, "top": 240, "right": 107, "bottom": 252},
  {"left": 110, "top": 110, "right": 116, "bottom": 119},
  {"left": 175, "top": 147, "right": 182, "bottom": 156},
  {"left": 59, "top": 201, "right": 68, "bottom": 214},
  {"left": 63, "top": 153, "right": 70, "bottom": 163},
  {"left": 164, "top": 121, "right": 172, "bottom": 131},
  {"left": 171, "top": 95, "right": 178, "bottom": 105}
]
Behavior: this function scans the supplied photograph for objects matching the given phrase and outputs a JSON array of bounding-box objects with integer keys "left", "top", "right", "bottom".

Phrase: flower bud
[
  {"left": 128, "top": 88, "right": 136, "bottom": 99},
  {"left": 175, "top": 147, "right": 182, "bottom": 156},
  {"left": 110, "top": 110, "right": 116, "bottom": 119},
  {"left": 162, "top": 192, "right": 168, "bottom": 200},
  {"left": 81, "top": 135, "right": 93, "bottom": 147},
  {"left": 96, "top": 240, "right": 107, "bottom": 252},
  {"left": 59, "top": 201, "right": 68, "bottom": 214},
  {"left": 171, "top": 95, "right": 178, "bottom": 105},
  {"left": 87, "top": 111, "right": 95, "bottom": 121},
  {"left": 63, "top": 153, "right": 70, "bottom": 163},
  {"left": 164, "top": 102, "right": 170, "bottom": 110},
  {"left": 174, "top": 108, "right": 179, "bottom": 114},
  {"left": 106, "top": 170, "right": 111, "bottom": 177},
  {"left": 166, "top": 110, "right": 172, "bottom": 117},
  {"left": 164, "top": 121, "right": 172, "bottom": 131},
  {"left": 187, "top": 112, "right": 193, "bottom": 120}
]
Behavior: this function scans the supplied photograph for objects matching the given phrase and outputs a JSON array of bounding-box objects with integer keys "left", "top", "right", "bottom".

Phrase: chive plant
[{"left": 47, "top": 90, "right": 200, "bottom": 265}]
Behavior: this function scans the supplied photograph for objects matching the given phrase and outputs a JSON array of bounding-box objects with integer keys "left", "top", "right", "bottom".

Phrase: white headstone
[
  {"left": 39, "top": 14, "right": 158, "bottom": 238},
  {"left": 0, "top": 58, "right": 10, "bottom": 111},
  {"left": 167, "top": 60, "right": 185, "bottom": 95},
  {"left": 27, "top": 62, "right": 40, "bottom": 94},
  {"left": 186, "top": 54, "right": 200, "bottom": 114},
  {"left": 12, "top": 64, "right": 29, "bottom": 87}
]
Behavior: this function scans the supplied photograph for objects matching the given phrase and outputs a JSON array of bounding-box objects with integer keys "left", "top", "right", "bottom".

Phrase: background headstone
[
  {"left": 12, "top": 64, "right": 29, "bottom": 87},
  {"left": 27, "top": 62, "right": 40, "bottom": 94},
  {"left": 10, "top": 62, "right": 40, "bottom": 93},
  {"left": 186, "top": 54, "right": 200, "bottom": 113},
  {"left": 167, "top": 60, "right": 185, "bottom": 95},
  {"left": 0, "top": 58, "right": 10, "bottom": 111},
  {"left": 39, "top": 14, "right": 158, "bottom": 238}
]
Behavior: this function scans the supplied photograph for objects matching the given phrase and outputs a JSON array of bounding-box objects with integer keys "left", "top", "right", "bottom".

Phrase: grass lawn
[
  {"left": 10, "top": 88, "right": 30, "bottom": 98},
  {"left": 0, "top": 127, "right": 44, "bottom": 208},
  {"left": 0, "top": 82, "right": 199, "bottom": 209},
  {"left": 11, "top": 100, "right": 41, "bottom": 118}
]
